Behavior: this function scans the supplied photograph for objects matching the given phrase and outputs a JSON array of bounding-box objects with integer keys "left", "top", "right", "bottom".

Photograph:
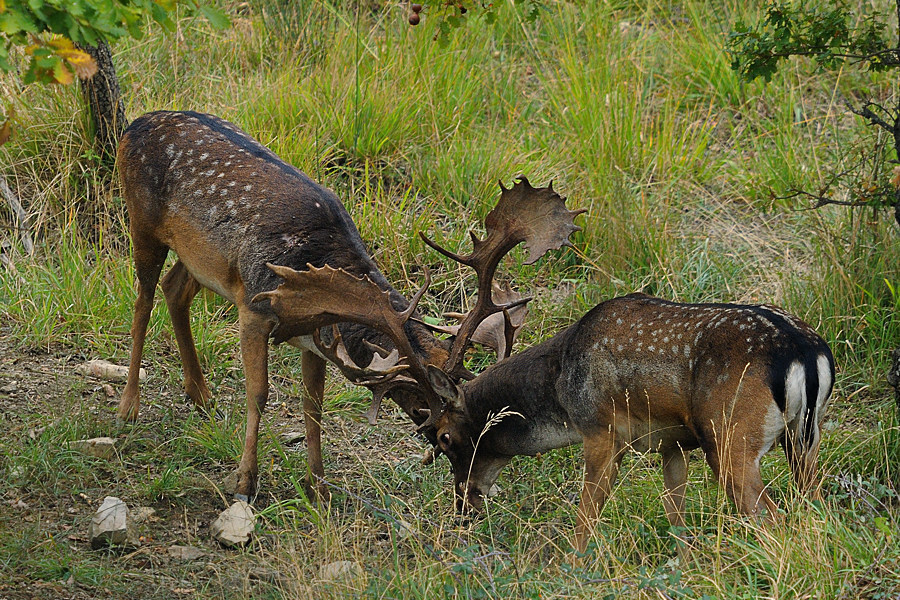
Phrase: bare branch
[
  {"left": 0, "top": 173, "right": 34, "bottom": 256},
  {"left": 847, "top": 100, "right": 895, "bottom": 132}
]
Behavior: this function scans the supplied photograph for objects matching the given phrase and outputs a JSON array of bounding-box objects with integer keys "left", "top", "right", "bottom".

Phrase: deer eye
[{"left": 439, "top": 432, "right": 452, "bottom": 449}]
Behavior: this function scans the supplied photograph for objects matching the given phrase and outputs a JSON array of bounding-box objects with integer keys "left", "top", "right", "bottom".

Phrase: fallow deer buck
[
  {"left": 116, "top": 109, "right": 583, "bottom": 501},
  {"left": 423, "top": 294, "right": 834, "bottom": 553}
]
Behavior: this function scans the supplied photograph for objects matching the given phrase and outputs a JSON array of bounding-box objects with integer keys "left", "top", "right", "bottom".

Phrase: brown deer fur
[
  {"left": 116, "top": 110, "right": 448, "bottom": 501},
  {"left": 427, "top": 293, "right": 834, "bottom": 552}
]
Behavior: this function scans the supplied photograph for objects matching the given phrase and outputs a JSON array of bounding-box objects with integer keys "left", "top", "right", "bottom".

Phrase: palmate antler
[
  {"left": 417, "top": 282, "right": 529, "bottom": 360},
  {"left": 252, "top": 264, "right": 445, "bottom": 420},
  {"left": 255, "top": 177, "right": 585, "bottom": 432},
  {"left": 421, "top": 176, "right": 586, "bottom": 379},
  {"left": 311, "top": 326, "right": 420, "bottom": 425}
]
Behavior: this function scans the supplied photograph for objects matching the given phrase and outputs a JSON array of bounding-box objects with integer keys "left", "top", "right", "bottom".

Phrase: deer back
[{"left": 118, "top": 111, "right": 446, "bottom": 381}]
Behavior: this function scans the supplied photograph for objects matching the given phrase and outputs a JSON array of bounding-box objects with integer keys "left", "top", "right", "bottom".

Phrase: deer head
[{"left": 256, "top": 177, "right": 585, "bottom": 432}]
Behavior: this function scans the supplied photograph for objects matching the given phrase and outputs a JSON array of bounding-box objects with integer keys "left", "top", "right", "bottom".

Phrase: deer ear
[{"left": 426, "top": 365, "right": 464, "bottom": 411}]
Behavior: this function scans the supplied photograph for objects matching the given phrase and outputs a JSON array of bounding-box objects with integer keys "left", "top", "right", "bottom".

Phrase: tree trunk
[{"left": 77, "top": 40, "right": 128, "bottom": 161}]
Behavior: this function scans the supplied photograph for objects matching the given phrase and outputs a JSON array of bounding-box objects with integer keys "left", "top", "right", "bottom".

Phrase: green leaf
[
  {"left": 149, "top": 2, "right": 175, "bottom": 32},
  {"left": 198, "top": 5, "right": 230, "bottom": 30},
  {"left": 0, "top": 10, "right": 38, "bottom": 35}
]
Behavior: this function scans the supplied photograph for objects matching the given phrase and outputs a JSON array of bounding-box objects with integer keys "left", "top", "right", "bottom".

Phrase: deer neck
[{"left": 462, "top": 326, "right": 582, "bottom": 457}]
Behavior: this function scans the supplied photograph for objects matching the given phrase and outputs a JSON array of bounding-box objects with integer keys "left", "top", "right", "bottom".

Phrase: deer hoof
[
  {"left": 304, "top": 479, "right": 331, "bottom": 504},
  {"left": 223, "top": 470, "right": 257, "bottom": 502}
]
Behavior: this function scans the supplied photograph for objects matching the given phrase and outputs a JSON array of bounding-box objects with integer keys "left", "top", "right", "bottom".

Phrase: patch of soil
[{"left": 0, "top": 329, "right": 435, "bottom": 599}]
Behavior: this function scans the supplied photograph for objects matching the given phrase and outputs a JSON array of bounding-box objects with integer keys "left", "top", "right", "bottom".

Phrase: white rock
[
  {"left": 280, "top": 430, "right": 305, "bottom": 445},
  {"left": 76, "top": 359, "right": 145, "bottom": 382},
  {"left": 394, "top": 519, "right": 415, "bottom": 541},
  {"left": 89, "top": 496, "right": 137, "bottom": 549},
  {"left": 210, "top": 501, "right": 255, "bottom": 547},
  {"left": 67, "top": 437, "right": 117, "bottom": 460}
]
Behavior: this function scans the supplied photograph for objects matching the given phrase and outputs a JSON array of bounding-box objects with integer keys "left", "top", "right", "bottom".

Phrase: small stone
[
  {"left": 89, "top": 496, "right": 138, "bottom": 549},
  {"left": 76, "top": 359, "right": 145, "bottom": 382},
  {"left": 394, "top": 519, "right": 414, "bottom": 541},
  {"left": 318, "top": 560, "right": 367, "bottom": 587},
  {"left": 210, "top": 501, "right": 255, "bottom": 547},
  {"left": 280, "top": 430, "right": 305, "bottom": 445},
  {"left": 167, "top": 545, "right": 207, "bottom": 561},
  {"left": 67, "top": 437, "right": 117, "bottom": 460},
  {"left": 131, "top": 506, "right": 156, "bottom": 524},
  {"left": 249, "top": 567, "right": 283, "bottom": 583},
  {"left": 0, "top": 381, "right": 18, "bottom": 393}
]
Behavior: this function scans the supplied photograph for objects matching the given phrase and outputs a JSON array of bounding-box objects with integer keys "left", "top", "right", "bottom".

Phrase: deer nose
[{"left": 455, "top": 481, "right": 485, "bottom": 513}]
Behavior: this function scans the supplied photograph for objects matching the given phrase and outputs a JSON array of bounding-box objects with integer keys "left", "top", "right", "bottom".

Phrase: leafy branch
[
  {"left": 404, "top": 1, "right": 543, "bottom": 45},
  {"left": 728, "top": 1, "right": 900, "bottom": 220},
  {"left": 727, "top": 1, "right": 898, "bottom": 82},
  {"left": 0, "top": 0, "right": 229, "bottom": 143}
]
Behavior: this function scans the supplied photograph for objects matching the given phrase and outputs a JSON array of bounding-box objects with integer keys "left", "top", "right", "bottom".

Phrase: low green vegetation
[{"left": 1, "top": 1, "right": 898, "bottom": 598}]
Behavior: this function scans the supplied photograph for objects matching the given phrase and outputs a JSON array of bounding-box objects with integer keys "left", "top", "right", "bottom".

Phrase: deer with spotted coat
[
  {"left": 424, "top": 294, "right": 834, "bottom": 552},
  {"left": 116, "top": 110, "right": 583, "bottom": 502}
]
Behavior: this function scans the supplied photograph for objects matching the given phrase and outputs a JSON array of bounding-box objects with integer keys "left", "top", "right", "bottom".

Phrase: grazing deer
[
  {"left": 423, "top": 294, "right": 834, "bottom": 552},
  {"left": 116, "top": 109, "right": 584, "bottom": 501}
]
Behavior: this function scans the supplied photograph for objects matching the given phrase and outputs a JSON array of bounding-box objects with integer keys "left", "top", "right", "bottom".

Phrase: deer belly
[
  {"left": 614, "top": 419, "right": 694, "bottom": 453},
  {"left": 286, "top": 335, "right": 320, "bottom": 356},
  {"left": 161, "top": 218, "right": 241, "bottom": 303}
]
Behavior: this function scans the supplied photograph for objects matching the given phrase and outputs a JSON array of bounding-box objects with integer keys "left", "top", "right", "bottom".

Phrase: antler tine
[
  {"left": 421, "top": 178, "right": 584, "bottom": 378},
  {"left": 312, "top": 325, "right": 408, "bottom": 382},
  {"left": 399, "top": 266, "right": 431, "bottom": 322},
  {"left": 420, "top": 232, "right": 474, "bottom": 268},
  {"left": 253, "top": 262, "right": 446, "bottom": 427}
]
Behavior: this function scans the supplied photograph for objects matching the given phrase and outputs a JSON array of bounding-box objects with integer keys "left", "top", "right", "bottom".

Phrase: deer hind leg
[
  {"left": 704, "top": 434, "right": 778, "bottom": 522},
  {"left": 118, "top": 239, "right": 168, "bottom": 424},
  {"left": 662, "top": 444, "right": 692, "bottom": 559},
  {"left": 575, "top": 429, "right": 625, "bottom": 553},
  {"left": 782, "top": 431, "right": 823, "bottom": 502},
  {"left": 301, "top": 350, "right": 330, "bottom": 502},
  {"left": 232, "top": 307, "right": 275, "bottom": 502},
  {"left": 161, "top": 260, "right": 212, "bottom": 413}
]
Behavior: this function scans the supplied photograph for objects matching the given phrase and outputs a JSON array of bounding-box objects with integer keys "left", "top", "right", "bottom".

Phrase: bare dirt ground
[{"left": 0, "top": 327, "right": 436, "bottom": 599}]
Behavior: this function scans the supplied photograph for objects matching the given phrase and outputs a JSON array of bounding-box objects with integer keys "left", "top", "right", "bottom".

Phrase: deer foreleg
[
  {"left": 232, "top": 308, "right": 274, "bottom": 502},
  {"left": 661, "top": 445, "right": 690, "bottom": 530},
  {"left": 161, "top": 260, "right": 212, "bottom": 412},
  {"left": 302, "top": 350, "right": 330, "bottom": 502},
  {"left": 118, "top": 241, "right": 168, "bottom": 425}
]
